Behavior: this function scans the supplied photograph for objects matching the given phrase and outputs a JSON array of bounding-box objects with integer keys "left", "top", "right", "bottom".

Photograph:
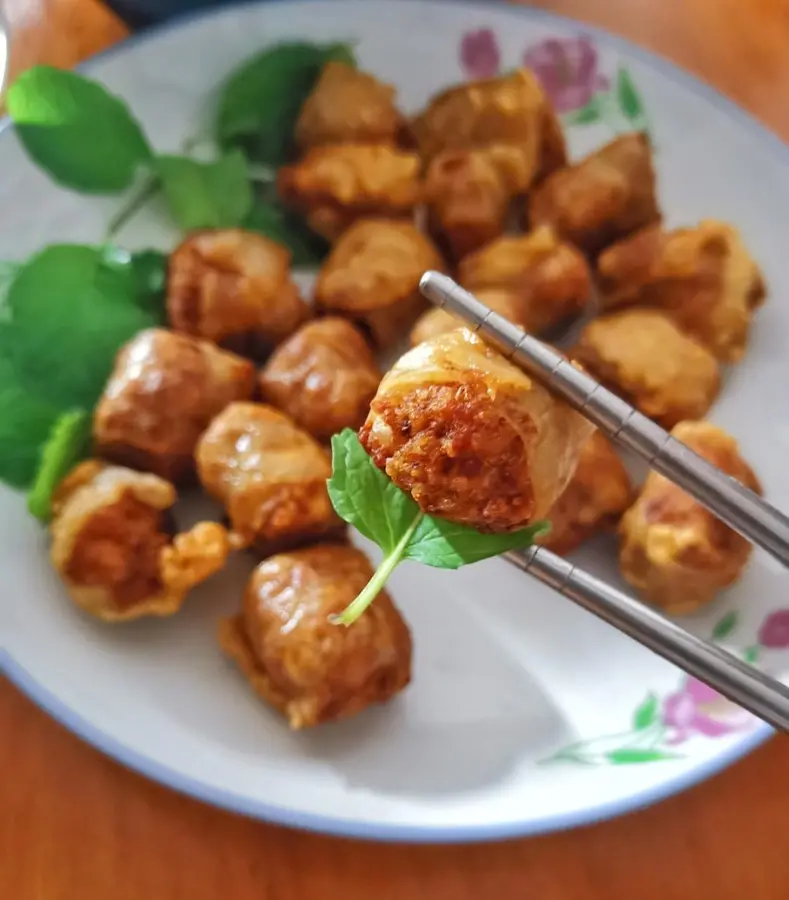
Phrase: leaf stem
[
  {"left": 105, "top": 174, "right": 160, "bottom": 241},
  {"left": 332, "top": 512, "right": 424, "bottom": 626}
]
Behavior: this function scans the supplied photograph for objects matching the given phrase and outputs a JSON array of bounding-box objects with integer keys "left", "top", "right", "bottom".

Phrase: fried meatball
[
  {"left": 539, "top": 432, "right": 632, "bottom": 555},
  {"left": 167, "top": 229, "right": 309, "bottom": 353},
  {"left": 410, "top": 68, "right": 549, "bottom": 193},
  {"left": 94, "top": 328, "right": 256, "bottom": 482},
  {"left": 277, "top": 143, "right": 421, "bottom": 242},
  {"left": 573, "top": 310, "right": 721, "bottom": 429},
  {"left": 295, "top": 61, "right": 404, "bottom": 151},
  {"left": 530, "top": 133, "right": 660, "bottom": 257},
  {"left": 597, "top": 220, "right": 766, "bottom": 363},
  {"left": 314, "top": 219, "right": 444, "bottom": 348},
  {"left": 195, "top": 402, "right": 344, "bottom": 552},
  {"left": 219, "top": 544, "right": 411, "bottom": 729},
  {"left": 50, "top": 461, "right": 235, "bottom": 622},
  {"left": 619, "top": 421, "right": 761, "bottom": 614},
  {"left": 258, "top": 318, "right": 381, "bottom": 441},
  {"left": 458, "top": 227, "right": 591, "bottom": 334},
  {"left": 359, "top": 328, "right": 596, "bottom": 532},
  {"left": 536, "top": 102, "right": 568, "bottom": 183},
  {"left": 424, "top": 149, "right": 510, "bottom": 260},
  {"left": 409, "top": 288, "right": 528, "bottom": 347}
]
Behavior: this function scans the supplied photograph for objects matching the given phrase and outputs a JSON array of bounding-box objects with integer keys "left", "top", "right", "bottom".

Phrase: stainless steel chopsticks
[
  {"left": 420, "top": 270, "right": 789, "bottom": 569},
  {"left": 418, "top": 270, "right": 789, "bottom": 732}
]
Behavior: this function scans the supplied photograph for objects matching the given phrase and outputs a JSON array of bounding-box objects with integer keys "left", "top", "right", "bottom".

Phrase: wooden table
[{"left": 3, "top": 1, "right": 789, "bottom": 897}]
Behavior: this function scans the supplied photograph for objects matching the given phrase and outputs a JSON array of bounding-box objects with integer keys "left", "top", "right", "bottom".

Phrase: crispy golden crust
[
  {"left": 410, "top": 69, "right": 548, "bottom": 192},
  {"left": 530, "top": 133, "right": 660, "bottom": 257},
  {"left": 50, "top": 462, "right": 234, "bottom": 621},
  {"left": 572, "top": 309, "right": 721, "bottom": 429},
  {"left": 258, "top": 318, "right": 382, "bottom": 442},
  {"left": 458, "top": 227, "right": 591, "bottom": 334},
  {"left": 619, "top": 421, "right": 761, "bottom": 614},
  {"left": 295, "top": 61, "right": 404, "bottom": 150},
  {"left": 539, "top": 432, "right": 633, "bottom": 555},
  {"left": 597, "top": 220, "right": 766, "bottom": 363},
  {"left": 93, "top": 328, "right": 256, "bottom": 482},
  {"left": 167, "top": 229, "right": 309, "bottom": 352},
  {"left": 195, "top": 402, "right": 344, "bottom": 552},
  {"left": 537, "top": 102, "right": 568, "bottom": 183},
  {"left": 218, "top": 544, "right": 412, "bottom": 729},
  {"left": 409, "top": 289, "right": 527, "bottom": 347},
  {"left": 359, "top": 329, "right": 595, "bottom": 532},
  {"left": 314, "top": 219, "right": 444, "bottom": 348},
  {"left": 277, "top": 144, "right": 421, "bottom": 242}
]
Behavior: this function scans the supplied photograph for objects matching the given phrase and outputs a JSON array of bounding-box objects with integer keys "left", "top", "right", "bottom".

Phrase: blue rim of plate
[{"left": 0, "top": 0, "right": 779, "bottom": 844}]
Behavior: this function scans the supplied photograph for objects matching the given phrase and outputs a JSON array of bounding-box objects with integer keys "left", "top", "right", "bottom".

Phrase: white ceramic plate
[{"left": 3, "top": 0, "right": 789, "bottom": 843}]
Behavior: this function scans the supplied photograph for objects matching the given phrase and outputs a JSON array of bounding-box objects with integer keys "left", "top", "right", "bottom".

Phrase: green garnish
[
  {"left": 328, "top": 430, "right": 549, "bottom": 625},
  {"left": 27, "top": 410, "right": 91, "bottom": 521}
]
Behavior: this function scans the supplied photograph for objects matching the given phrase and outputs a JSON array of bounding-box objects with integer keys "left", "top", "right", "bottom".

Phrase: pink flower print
[
  {"left": 662, "top": 676, "right": 753, "bottom": 744},
  {"left": 460, "top": 29, "right": 501, "bottom": 80},
  {"left": 523, "top": 36, "right": 609, "bottom": 113},
  {"left": 758, "top": 609, "right": 789, "bottom": 648}
]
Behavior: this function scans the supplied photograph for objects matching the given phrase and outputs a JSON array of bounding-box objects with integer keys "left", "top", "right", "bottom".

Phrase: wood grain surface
[{"left": 3, "top": 1, "right": 789, "bottom": 897}]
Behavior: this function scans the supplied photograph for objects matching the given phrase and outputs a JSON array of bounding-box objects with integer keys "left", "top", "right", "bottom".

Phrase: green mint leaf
[
  {"left": 0, "top": 262, "right": 21, "bottom": 322},
  {"left": 605, "top": 748, "right": 681, "bottom": 764},
  {"left": 712, "top": 610, "right": 739, "bottom": 641},
  {"left": 215, "top": 42, "right": 356, "bottom": 167},
  {"left": 7, "top": 65, "right": 152, "bottom": 193},
  {"left": 2, "top": 244, "right": 161, "bottom": 411},
  {"left": 155, "top": 151, "right": 253, "bottom": 230},
  {"left": 616, "top": 67, "right": 645, "bottom": 122},
  {"left": 632, "top": 692, "right": 659, "bottom": 730},
  {"left": 244, "top": 195, "right": 329, "bottom": 266},
  {"left": 27, "top": 409, "right": 91, "bottom": 521},
  {"left": 563, "top": 96, "right": 603, "bottom": 126},
  {"left": 404, "top": 516, "right": 549, "bottom": 569},
  {"left": 0, "top": 357, "right": 61, "bottom": 489},
  {"left": 100, "top": 246, "right": 168, "bottom": 317}
]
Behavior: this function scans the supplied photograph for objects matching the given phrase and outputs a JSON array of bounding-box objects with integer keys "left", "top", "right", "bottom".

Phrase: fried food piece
[
  {"left": 573, "top": 310, "right": 720, "bottom": 429},
  {"left": 537, "top": 102, "right": 568, "bottom": 183},
  {"left": 219, "top": 544, "right": 412, "bottom": 729},
  {"left": 50, "top": 461, "right": 235, "bottom": 622},
  {"left": 619, "top": 421, "right": 761, "bottom": 614},
  {"left": 258, "top": 318, "right": 381, "bottom": 441},
  {"left": 409, "top": 288, "right": 527, "bottom": 347},
  {"left": 94, "top": 328, "right": 256, "bottom": 483},
  {"left": 458, "top": 227, "right": 591, "bottom": 334},
  {"left": 411, "top": 69, "right": 551, "bottom": 193},
  {"left": 530, "top": 133, "right": 660, "bottom": 257},
  {"left": 597, "top": 220, "right": 766, "bottom": 363},
  {"left": 359, "top": 328, "right": 595, "bottom": 532},
  {"left": 195, "top": 402, "right": 344, "bottom": 552},
  {"left": 423, "top": 150, "right": 509, "bottom": 260},
  {"left": 314, "top": 219, "right": 444, "bottom": 347},
  {"left": 295, "top": 61, "right": 403, "bottom": 150},
  {"left": 167, "top": 229, "right": 309, "bottom": 353},
  {"left": 539, "top": 432, "right": 632, "bottom": 555},
  {"left": 277, "top": 144, "right": 421, "bottom": 242}
]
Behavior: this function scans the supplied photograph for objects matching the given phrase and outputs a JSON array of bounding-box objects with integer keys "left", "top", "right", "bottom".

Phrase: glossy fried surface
[
  {"left": 295, "top": 61, "right": 404, "bottom": 150},
  {"left": 539, "top": 432, "right": 632, "bottom": 555},
  {"left": 409, "top": 288, "right": 527, "bottom": 347},
  {"left": 259, "top": 318, "right": 382, "bottom": 441},
  {"left": 597, "top": 220, "right": 766, "bottom": 362},
  {"left": 94, "top": 328, "right": 256, "bottom": 482},
  {"left": 277, "top": 143, "right": 421, "bottom": 242},
  {"left": 530, "top": 132, "right": 660, "bottom": 257},
  {"left": 314, "top": 219, "right": 444, "bottom": 347},
  {"left": 458, "top": 227, "right": 591, "bottom": 334},
  {"left": 195, "top": 402, "right": 344, "bottom": 552},
  {"left": 573, "top": 309, "right": 720, "bottom": 429},
  {"left": 410, "top": 69, "right": 550, "bottom": 193},
  {"left": 167, "top": 229, "right": 309, "bottom": 352},
  {"left": 359, "top": 328, "right": 595, "bottom": 532},
  {"left": 50, "top": 461, "right": 234, "bottom": 622},
  {"left": 619, "top": 421, "right": 761, "bottom": 614},
  {"left": 218, "top": 544, "right": 412, "bottom": 729}
]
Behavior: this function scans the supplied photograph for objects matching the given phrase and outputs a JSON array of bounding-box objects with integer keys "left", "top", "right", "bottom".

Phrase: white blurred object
[{"left": 0, "top": 13, "right": 7, "bottom": 100}]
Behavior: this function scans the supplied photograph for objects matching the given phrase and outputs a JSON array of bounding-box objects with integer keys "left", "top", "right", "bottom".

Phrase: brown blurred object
[{"left": 4, "top": 0, "right": 789, "bottom": 898}]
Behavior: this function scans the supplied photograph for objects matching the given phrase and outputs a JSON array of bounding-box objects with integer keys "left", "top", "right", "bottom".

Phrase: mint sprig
[
  {"left": 27, "top": 410, "right": 91, "bottom": 521},
  {"left": 328, "top": 430, "right": 549, "bottom": 625}
]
